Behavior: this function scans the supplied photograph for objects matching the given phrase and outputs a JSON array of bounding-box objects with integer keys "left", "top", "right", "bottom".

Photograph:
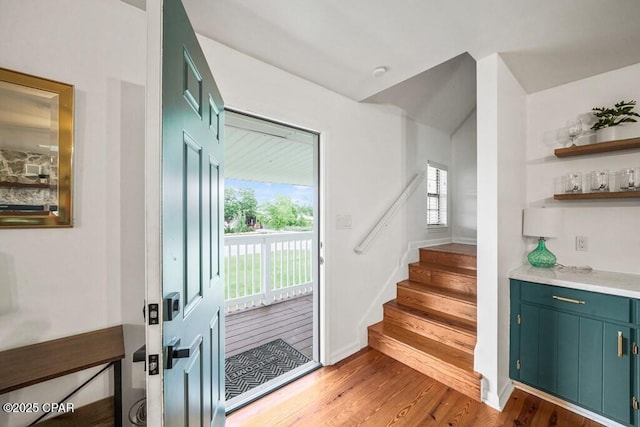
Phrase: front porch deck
[{"left": 225, "top": 294, "right": 314, "bottom": 359}]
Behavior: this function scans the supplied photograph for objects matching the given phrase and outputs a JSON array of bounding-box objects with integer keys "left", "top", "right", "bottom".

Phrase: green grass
[{"left": 224, "top": 249, "right": 312, "bottom": 300}]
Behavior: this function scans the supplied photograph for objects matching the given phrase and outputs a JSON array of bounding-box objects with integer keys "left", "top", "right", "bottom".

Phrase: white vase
[{"left": 596, "top": 123, "right": 640, "bottom": 143}]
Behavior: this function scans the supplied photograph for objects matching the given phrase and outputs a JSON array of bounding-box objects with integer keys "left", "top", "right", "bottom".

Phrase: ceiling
[
  {"left": 184, "top": 0, "right": 640, "bottom": 104},
  {"left": 365, "top": 53, "right": 476, "bottom": 134},
  {"left": 225, "top": 111, "right": 315, "bottom": 186}
]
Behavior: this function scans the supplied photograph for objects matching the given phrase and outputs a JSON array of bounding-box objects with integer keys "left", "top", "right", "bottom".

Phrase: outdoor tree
[
  {"left": 224, "top": 188, "right": 259, "bottom": 232},
  {"left": 261, "top": 195, "right": 312, "bottom": 230}
]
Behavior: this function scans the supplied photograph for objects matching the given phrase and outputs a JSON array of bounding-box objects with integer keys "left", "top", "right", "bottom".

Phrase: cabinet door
[
  {"left": 518, "top": 305, "right": 580, "bottom": 400},
  {"left": 556, "top": 311, "right": 580, "bottom": 402},
  {"left": 602, "top": 323, "right": 632, "bottom": 425},
  {"left": 538, "top": 308, "right": 559, "bottom": 392},
  {"left": 578, "top": 317, "right": 604, "bottom": 411},
  {"left": 518, "top": 304, "right": 539, "bottom": 386}
]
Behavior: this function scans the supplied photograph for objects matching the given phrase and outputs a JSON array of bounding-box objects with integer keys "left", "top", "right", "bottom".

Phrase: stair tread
[
  {"left": 421, "top": 244, "right": 477, "bottom": 257},
  {"left": 410, "top": 262, "right": 477, "bottom": 278},
  {"left": 368, "top": 321, "right": 480, "bottom": 376},
  {"left": 384, "top": 300, "right": 476, "bottom": 336},
  {"left": 398, "top": 280, "right": 476, "bottom": 304}
]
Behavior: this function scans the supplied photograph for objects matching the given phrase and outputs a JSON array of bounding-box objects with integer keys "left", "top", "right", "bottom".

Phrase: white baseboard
[
  {"left": 514, "top": 382, "right": 624, "bottom": 427},
  {"left": 329, "top": 341, "right": 362, "bottom": 365},
  {"left": 409, "top": 237, "right": 452, "bottom": 251},
  {"left": 452, "top": 237, "right": 477, "bottom": 245},
  {"left": 483, "top": 380, "right": 514, "bottom": 411},
  {"left": 355, "top": 237, "right": 456, "bottom": 350},
  {"left": 348, "top": 238, "right": 461, "bottom": 367},
  {"left": 498, "top": 381, "right": 515, "bottom": 409}
]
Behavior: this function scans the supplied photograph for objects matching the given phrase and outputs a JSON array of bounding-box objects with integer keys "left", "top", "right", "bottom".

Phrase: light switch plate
[{"left": 336, "top": 214, "right": 352, "bottom": 230}]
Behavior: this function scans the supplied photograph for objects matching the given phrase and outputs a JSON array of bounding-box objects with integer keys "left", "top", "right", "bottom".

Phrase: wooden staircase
[{"left": 368, "top": 243, "right": 482, "bottom": 401}]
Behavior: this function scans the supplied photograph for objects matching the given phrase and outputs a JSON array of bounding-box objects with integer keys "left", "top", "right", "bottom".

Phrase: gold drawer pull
[
  {"left": 552, "top": 295, "right": 586, "bottom": 305},
  {"left": 618, "top": 331, "right": 623, "bottom": 358}
]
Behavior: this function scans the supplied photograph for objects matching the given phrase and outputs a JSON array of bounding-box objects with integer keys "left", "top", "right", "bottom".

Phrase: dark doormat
[{"left": 225, "top": 339, "right": 311, "bottom": 400}]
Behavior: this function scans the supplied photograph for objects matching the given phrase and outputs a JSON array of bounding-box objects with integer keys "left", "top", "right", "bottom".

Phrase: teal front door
[{"left": 161, "top": 0, "right": 225, "bottom": 425}]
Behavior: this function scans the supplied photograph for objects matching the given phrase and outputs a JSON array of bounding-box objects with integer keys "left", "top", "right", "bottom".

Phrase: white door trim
[{"left": 145, "top": 1, "right": 164, "bottom": 425}]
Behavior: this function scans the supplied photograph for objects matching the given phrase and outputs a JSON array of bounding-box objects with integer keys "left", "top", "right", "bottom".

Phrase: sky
[{"left": 227, "top": 179, "right": 313, "bottom": 206}]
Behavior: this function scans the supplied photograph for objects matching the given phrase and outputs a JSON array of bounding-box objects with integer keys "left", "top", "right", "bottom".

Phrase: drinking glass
[
  {"left": 566, "top": 118, "right": 582, "bottom": 147},
  {"left": 590, "top": 170, "right": 609, "bottom": 192},
  {"left": 566, "top": 172, "right": 582, "bottom": 193},
  {"left": 620, "top": 168, "right": 635, "bottom": 190}
]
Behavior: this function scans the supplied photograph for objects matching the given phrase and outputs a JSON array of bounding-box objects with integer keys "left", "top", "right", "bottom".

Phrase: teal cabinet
[{"left": 510, "top": 279, "right": 638, "bottom": 426}]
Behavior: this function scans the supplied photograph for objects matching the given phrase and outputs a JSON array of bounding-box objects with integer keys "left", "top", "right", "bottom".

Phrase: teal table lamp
[{"left": 523, "top": 208, "right": 563, "bottom": 268}]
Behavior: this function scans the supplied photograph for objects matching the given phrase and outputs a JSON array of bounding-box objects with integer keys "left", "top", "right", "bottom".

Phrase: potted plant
[{"left": 591, "top": 100, "right": 640, "bottom": 142}]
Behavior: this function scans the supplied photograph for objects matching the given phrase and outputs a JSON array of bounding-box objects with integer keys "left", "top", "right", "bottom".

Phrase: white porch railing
[{"left": 224, "top": 231, "right": 314, "bottom": 312}]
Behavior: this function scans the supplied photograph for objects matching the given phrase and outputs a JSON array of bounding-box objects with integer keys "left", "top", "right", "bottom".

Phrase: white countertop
[{"left": 510, "top": 265, "right": 640, "bottom": 299}]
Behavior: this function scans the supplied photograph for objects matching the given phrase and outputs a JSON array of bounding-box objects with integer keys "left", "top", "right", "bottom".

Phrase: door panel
[
  {"left": 210, "top": 159, "right": 221, "bottom": 281},
  {"left": 161, "top": 0, "right": 225, "bottom": 425},
  {"left": 184, "top": 134, "right": 203, "bottom": 312},
  {"left": 184, "top": 339, "right": 203, "bottom": 427}
]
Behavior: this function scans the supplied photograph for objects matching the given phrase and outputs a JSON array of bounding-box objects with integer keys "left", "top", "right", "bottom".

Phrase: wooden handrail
[
  {"left": 0, "top": 325, "right": 124, "bottom": 394},
  {"left": 354, "top": 172, "right": 425, "bottom": 255}
]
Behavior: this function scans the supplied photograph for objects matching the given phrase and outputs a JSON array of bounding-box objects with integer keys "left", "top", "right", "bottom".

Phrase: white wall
[
  {"left": 452, "top": 111, "right": 477, "bottom": 244},
  {"left": 0, "top": 2, "right": 146, "bottom": 425},
  {"left": 403, "top": 117, "right": 452, "bottom": 244},
  {"left": 496, "top": 57, "right": 527, "bottom": 405},
  {"left": 197, "top": 36, "right": 411, "bottom": 363},
  {"left": 476, "top": 54, "right": 527, "bottom": 410},
  {"left": 526, "top": 62, "right": 640, "bottom": 274}
]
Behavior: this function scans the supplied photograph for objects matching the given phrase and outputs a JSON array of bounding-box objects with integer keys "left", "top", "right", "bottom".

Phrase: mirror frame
[{"left": 0, "top": 67, "right": 74, "bottom": 228}]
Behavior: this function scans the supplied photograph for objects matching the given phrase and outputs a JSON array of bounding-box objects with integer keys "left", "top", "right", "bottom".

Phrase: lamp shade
[{"left": 523, "top": 208, "right": 563, "bottom": 238}]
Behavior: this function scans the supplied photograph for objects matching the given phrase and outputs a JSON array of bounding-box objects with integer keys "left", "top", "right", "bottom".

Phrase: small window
[{"left": 427, "top": 161, "right": 447, "bottom": 228}]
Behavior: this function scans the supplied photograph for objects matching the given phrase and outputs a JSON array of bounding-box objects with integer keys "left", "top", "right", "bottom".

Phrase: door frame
[
  {"left": 144, "top": 1, "right": 165, "bottom": 425},
  {"left": 225, "top": 106, "right": 326, "bottom": 366}
]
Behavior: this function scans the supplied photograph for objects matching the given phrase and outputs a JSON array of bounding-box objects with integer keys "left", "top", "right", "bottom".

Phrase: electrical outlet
[{"left": 576, "top": 236, "right": 588, "bottom": 251}]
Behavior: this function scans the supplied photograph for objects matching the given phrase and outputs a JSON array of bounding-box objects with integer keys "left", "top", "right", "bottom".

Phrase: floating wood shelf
[
  {"left": 554, "top": 191, "right": 640, "bottom": 200},
  {"left": 554, "top": 137, "right": 640, "bottom": 158},
  {"left": 0, "top": 181, "right": 54, "bottom": 189}
]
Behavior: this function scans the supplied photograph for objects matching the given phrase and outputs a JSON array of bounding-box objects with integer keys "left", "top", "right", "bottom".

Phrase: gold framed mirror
[{"left": 0, "top": 67, "right": 73, "bottom": 228}]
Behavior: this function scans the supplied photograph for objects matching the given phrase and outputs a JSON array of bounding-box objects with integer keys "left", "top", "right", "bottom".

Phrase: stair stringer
[{"left": 355, "top": 238, "right": 453, "bottom": 349}]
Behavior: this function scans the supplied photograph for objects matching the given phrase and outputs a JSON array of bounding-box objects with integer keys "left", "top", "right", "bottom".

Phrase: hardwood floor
[
  {"left": 36, "top": 398, "right": 113, "bottom": 427},
  {"left": 226, "top": 294, "right": 313, "bottom": 359},
  {"left": 226, "top": 348, "right": 603, "bottom": 427}
]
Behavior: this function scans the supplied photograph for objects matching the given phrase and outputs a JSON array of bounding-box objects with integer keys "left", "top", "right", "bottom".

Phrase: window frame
[{"left": 426, "top": 161, "right": 448, "bottom": 229}]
